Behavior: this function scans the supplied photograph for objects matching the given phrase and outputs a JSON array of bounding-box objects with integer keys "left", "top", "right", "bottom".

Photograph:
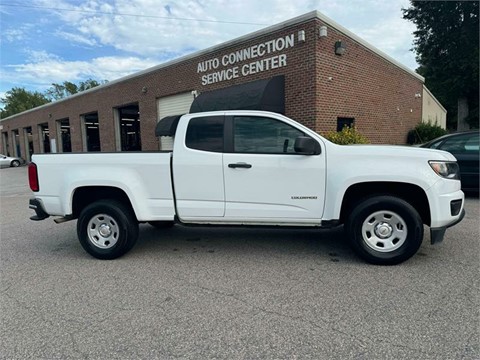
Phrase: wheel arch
[
  {"left": 339, "top": 182, "right": 431, "bottom": 226},
  {"left": 71, "top": 186, "right": 136, "bottom": 220}
]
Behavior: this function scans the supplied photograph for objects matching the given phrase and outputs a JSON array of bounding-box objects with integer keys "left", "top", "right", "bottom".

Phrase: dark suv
[{"left": 422, "top": 131, "right": 479, "bottom": 192}]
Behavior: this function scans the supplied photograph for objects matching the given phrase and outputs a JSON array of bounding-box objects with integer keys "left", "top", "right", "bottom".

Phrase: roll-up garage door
[{"left": 157, "top": 92, "right": 195, "bottom": 150}]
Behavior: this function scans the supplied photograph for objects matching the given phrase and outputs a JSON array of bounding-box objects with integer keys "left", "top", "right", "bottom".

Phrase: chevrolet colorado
[{"left": 28, "top": 110, "right": 465, "bottom": 264}]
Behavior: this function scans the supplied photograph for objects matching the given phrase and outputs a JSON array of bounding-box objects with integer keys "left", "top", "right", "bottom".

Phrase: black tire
[
  {"left": 77, "top": 200, "right": 139, "bottom": 260},
  {"left": 11, "top": 160, "right": 20, "bottom": 167},
  {"left": 148, "top": 221, "right": 175, "bottom": 229},
  {"left": 345, "top": 196, "right": 423, "bottom": 265}
]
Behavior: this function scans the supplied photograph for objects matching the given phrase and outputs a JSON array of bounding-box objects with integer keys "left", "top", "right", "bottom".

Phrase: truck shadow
[{"left": 134, "top": 224, "right": 359, "bottom": 264}]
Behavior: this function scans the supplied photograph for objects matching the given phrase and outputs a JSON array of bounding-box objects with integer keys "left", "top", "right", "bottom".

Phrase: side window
[
  {"left": 233, "top": 116, "right": 305, "bottom": 154},
  {"left": 464, "top": 133, "right": 479, "bottom": 153},
  {"left": 440, "top": 133, "right": 479, "bottom": 153},
  {"left": 428, "top": 140, "right": 443, "bottom": 149},
  {"left": 186, "top": 116, "right": 224, "bottom": 152}
]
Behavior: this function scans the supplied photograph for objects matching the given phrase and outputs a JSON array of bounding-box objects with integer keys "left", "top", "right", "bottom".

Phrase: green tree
[
  {"left": 403, "top": 1, "right": 479, "bottom": 129},
  {"left": 0, "top": 87, "right": 51, "bottom": 119},
  {"left": 46, "top": 78, "right": 108, "bottom": 100}
]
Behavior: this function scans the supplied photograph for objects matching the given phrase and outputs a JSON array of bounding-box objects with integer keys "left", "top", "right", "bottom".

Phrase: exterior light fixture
[
  {"left": 319, "top": 26, "right": 327, "bottom": 37},
  {"left": 335, "top": 40, "right": 346, "bottom": 55},
  {"left": 415, "top": 93, "right": 422, "bottom": 98},
  {"left": 298, "top": 30, "right": 305, "bottom": 43},
  {"left": 141, "top": 86, "right": 148, "bottom": 93}
]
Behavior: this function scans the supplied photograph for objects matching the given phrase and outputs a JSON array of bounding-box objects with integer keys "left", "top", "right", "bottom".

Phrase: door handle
[{"left": 228, "top": 162, "right": 252, "bottom": 169}]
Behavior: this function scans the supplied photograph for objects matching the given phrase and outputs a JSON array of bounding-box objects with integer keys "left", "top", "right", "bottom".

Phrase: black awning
[
  {"left": 155, "top": 114, "right": 183, "bottom": 137},
  {"left": 190, "top": 75, "right": 285, "bottom": 114}
]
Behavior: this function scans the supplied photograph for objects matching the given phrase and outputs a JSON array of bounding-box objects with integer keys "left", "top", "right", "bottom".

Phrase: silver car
[{"left": 0, "top": 154, "right": 22, "bottom": 168}]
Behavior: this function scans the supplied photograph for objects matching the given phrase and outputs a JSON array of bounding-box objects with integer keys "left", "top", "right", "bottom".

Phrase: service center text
[{"left": 198, "top": 34, "right": 295, "bottom": 85}]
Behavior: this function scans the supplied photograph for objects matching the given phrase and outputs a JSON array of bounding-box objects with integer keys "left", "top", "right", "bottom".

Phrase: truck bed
[{"left": 32, "top": 152, "right": 175, "bottom": 221}]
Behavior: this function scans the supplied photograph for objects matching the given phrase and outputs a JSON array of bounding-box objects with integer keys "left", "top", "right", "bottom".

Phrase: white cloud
[
  {"left": 26, "top": 50, "right": 62, "bottom": 62},
  {"left": 55, "top": 31, "right": 98, "bottom": 46},
  {"left": 1, "top": 52, "right": 158, "bottom": 89},
  {"left": 1, "top": 24, "right": 35, "bottom": 43},
  {"left": 2, "top": 29, "right": 26, "bottom": 42},
  {"left": 32, "top": 0, "right": 319, "bottom": 56}
]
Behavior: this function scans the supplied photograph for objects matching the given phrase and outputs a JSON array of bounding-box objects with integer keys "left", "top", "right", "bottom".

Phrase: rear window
[{"left": 185, "top": 116, "right": 224, "bottom": 152}]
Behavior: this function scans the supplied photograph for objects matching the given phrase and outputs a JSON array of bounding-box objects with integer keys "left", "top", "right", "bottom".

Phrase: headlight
[{"left": 429, "top": 161, "right": 460, "bottom": 180}]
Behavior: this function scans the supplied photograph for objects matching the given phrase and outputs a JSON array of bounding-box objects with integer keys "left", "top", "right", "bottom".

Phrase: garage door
[{"left": 157, "top": 92, "right": 195, "bottom": 150}]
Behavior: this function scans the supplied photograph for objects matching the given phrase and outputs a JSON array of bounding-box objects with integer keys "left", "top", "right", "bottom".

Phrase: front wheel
[
  {"left": 345, "top": 196, "right": 424, "bottom": 265},
  {"left": 77, "top": 200, "right": 139, "bottom": 259}
]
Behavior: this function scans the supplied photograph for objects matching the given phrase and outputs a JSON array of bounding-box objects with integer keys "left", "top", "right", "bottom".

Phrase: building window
[
  {"left": 337, "top": 117, "right": 354, "bottom": 132},
  {"left": 38, "top": 123, "right": 50, "bottom": 153},
  {"left": 82, "top": 113, "right": 101, "bottom": 152},
  {"left": 117, "top": 104, "right": 141, "bottom": 151},
  {"left": 57, "top": 119, "right": 72, "bottom": 152}
]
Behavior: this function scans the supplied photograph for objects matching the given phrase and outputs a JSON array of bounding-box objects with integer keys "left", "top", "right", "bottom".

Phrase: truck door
[
  {"left": 223, "top": 115, "right": 326, "bottom": 223},
  {"left": 172, "top": 115, "right": 225, "bottom": 219}
]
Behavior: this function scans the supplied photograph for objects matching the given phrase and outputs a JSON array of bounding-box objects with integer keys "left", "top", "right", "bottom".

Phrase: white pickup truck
[{"left": 28, "top": 110, "right": 465, "bottom": 264}]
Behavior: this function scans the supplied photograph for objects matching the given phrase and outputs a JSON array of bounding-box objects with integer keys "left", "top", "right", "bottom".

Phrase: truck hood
[{"left": 330, "top": 144, "right": 457, "bottom": 162}]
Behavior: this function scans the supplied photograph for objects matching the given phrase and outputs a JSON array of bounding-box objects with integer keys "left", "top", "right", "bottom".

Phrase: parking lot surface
[{"left": 1, "top": 166, "right": 479, "bottom": 359}]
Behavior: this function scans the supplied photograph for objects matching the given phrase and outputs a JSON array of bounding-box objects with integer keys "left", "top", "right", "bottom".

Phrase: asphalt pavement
[{"left": 1, "top": 166, "right": 479, "bottom": 359}]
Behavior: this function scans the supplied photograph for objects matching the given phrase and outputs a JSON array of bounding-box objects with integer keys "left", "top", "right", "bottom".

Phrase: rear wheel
[
  {"left": 345, "top": 196, "right": 423, "bottom": 265},
  {"left": 77, "top": 200, "right": 138, "bottom": 259},
  {"left": 11, "top": 160, "right": 20, "bottom": 167}
]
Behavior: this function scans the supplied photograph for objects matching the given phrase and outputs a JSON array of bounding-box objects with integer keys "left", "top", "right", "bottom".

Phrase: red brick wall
[
  {"left": 313, "top": 19, "right": 423, "bottom": 144},
  {"left": 0, "top": 16, "right": 422, "bottom": 160}
]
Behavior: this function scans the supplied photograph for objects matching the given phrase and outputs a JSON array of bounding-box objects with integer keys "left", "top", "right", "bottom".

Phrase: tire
[
  {"left": 345, "top": 196, "right": 423, "bottom": 265},
  {"left": 77, "top": 200, "right": 139, "bottom": 260},
  {"left": 11, "top": 160, "right": 20, "bottom": 167},
  {"left": 148, "top": 221, "right": 175, "bottom": 229}
]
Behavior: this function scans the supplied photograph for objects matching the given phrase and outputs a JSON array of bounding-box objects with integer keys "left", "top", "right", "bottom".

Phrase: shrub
[
  {"left": 408, "top": 122, "right": 447, "bottom": 144},
  {"left": 323, "top": 126, "right": 369, "bottom": 145}
]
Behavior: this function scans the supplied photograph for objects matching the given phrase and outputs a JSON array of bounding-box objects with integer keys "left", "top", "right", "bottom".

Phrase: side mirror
[{"left": 294, "top": 136, "right": 321, "bottom": 155}]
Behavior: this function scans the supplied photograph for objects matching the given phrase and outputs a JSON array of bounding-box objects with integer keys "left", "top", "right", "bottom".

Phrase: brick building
[{"left": 1, "top": 11, "right": 433, "bottom": 162}]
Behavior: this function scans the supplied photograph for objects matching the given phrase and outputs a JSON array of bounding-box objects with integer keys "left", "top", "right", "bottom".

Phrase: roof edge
[{"left": 423, "top": 85, "right": 447, "bottom": 113}]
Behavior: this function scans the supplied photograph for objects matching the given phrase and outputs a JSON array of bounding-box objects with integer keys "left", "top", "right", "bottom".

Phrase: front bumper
[
  {"left": 29, "top": 197, "right": 50, "bottom": 221},
  {"left": 430, "top": 208, "right": 465, "bottom": 244}
]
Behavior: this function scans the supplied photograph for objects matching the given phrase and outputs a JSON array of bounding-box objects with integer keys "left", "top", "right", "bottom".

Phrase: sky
[{"left": 0, "top": 0, "right": 418, "bottom": 99}]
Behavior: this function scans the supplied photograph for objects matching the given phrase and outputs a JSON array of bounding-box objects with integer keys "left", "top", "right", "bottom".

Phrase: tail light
[{"left": 28, "top": 163, "right": 39, "bottom": 192}]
